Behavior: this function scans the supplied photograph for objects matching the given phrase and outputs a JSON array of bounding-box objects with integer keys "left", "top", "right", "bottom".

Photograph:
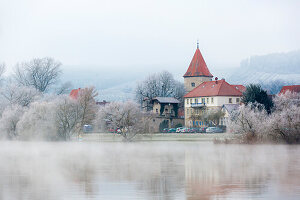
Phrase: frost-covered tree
[
  {"left": 13, "top": 57, "right": 62, "bottom": 92},
  {"left": 77, "top": 87, "right": 98, "bottom": 129},
  {"left": 55, "top": 81, "right": 73, "bottom": 95},
  {"left": 0, "top": 84, "right": 41, "bottom": 107},
  {"left": 269, "top": 92, "right": 300, "bottom": 143},
  {"left": 16, "top": 101, "right": 58, "bottom": 140},
  {"left": 55, "top": 96, "right": 82, "bottom": 140},
  {"left": 0, "top": 105, "right": 25, "bottom": 139},
  {"left": 97, "top": 101, "right": 151, "bottom": 140},
  {"left": 136, "top": 71, "right": 185, "bottom": 105},
  {"left": 228, "top": 103, "right": 268, "bottom": 143}
]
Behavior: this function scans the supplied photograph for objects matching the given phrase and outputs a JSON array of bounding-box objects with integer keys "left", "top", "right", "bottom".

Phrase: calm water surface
[{"left": 0, "top": 141, "right": 300, "bottom": 200}]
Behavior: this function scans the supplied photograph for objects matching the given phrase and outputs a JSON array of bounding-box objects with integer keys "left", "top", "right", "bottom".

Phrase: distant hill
[
  {"left": 228, "top": 50, "right": 300, "bottom": 84},
  {"left": 61, "top": 50, "right": 300, "bottom": 101}
]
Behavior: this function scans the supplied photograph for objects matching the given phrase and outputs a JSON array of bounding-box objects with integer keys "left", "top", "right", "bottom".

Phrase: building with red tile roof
[
  {"left": 183, "top": 43, "right": 213, "bottom": 93},
  {"left": 184, "top": 79, "right": 243, "bottom": 98},
  {"left": 231, "top": 85, "right": 246, "bottom": 93},
  {"left": 184, "top": 79, "right": 244, "bottom": 127},
  {"left": 69, "top": 88, "right": 81, "bottom": 99},
  {"left": 279, "top": 85, "right": 300, "bottom": 95}
]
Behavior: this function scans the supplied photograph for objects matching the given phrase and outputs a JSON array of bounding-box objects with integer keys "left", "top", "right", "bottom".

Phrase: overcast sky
[{"left": 0, "top": 0, "right": 299, "bottom": 74}]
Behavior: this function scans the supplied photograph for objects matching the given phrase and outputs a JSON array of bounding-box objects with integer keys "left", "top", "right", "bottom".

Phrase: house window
[
  {"left": 207, "top": 98, "right": 209, "bottom": 104},
  {"left": 236, "top": 98, "right": 240, "bottom": 103},
  {"left": 195, "top": 99, "right": 198, "bottom": 103},
  {"left": 187, "top": 99, "right": 189, "bottom": 104},
  {"left": 191, "top": 82, "right": 195, "bottom": 87},
  {"left": 202, "top": 98, "right": 205, "bottom": 103},
  {"left": 196, "top": 121, "right": 198, "bottom": 126},
  {"left": 229, "top": 98, "right": 232, "bottom": 103},
  {"left": 211, "top": 97, "right": 214, "bottom": 103}
]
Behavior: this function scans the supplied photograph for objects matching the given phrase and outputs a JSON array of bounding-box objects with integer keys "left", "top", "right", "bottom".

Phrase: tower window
[{"left": 191, "top": 82, "right": 195, "bottom": 87}]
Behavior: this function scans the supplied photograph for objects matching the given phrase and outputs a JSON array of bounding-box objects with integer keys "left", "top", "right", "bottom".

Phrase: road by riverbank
[{"left": 80, "top": 133, "right": 235, "bottom": 142}]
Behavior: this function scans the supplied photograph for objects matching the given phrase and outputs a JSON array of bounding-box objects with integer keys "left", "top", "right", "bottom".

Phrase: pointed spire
[{"left": 183, "top": 46, "right": 213, "bottom": 77}]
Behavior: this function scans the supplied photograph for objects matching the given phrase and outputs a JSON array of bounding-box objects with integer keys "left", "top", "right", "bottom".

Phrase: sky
[{"left": 0, "top": 0, "right": 299, "bottom": 75}]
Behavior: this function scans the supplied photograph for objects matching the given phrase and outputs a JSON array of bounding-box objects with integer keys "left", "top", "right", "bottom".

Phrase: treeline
[
  {"left": 0, "top": 58, "right": 101, "bottom": 140},
  {"left": 228, "top": 84, "right": 300, "bottom": 144},
  {"left": 0, "top": 59, "right": 182, "bottom": 141}
]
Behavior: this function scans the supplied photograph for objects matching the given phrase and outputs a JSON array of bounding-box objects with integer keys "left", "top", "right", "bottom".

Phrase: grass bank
[{"left": 80, "top": 133, "right": 235, "bottom": 142}]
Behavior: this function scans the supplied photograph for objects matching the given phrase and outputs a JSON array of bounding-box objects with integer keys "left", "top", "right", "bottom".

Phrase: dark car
[
  {"left": 168, "top": 128, "right": 177, "bottom": 133},
  {"left": 198, "top": 127, "right": 207, "bottom": 133},
  {"left": 189, "top": 128, "right": 198, "bottom": 133}
]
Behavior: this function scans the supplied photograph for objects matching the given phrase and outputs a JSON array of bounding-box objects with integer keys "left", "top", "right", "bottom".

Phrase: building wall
[
  {"left": 184, "top": 76, "right": 212, "bottom": 93},
  {"left": 152, "top": 102, "right": 176, "bottom": 116},
  {"left": 184, "top": 96, "right": 241, "bottom": 127}
]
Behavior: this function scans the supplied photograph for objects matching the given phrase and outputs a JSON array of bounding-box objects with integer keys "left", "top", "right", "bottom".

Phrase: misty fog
[{"left": 0, "top": 141, "right": 300, "bottom": 200}]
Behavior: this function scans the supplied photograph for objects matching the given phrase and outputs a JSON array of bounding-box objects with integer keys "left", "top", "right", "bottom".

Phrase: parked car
[
  {"left": 162, "top": 128, "right": 169, "bottom": 133},
  {"left": 176, "top": 127, "right": 184, "bottom": 133},
  {"left": 83, "top": 124, "right": 93, "bottom": 133},
  {"left": 168, "top": 128, "right": 177, "bottom": 133},
  {"left": 189, "top": 128, "right": 198, "bottom": 133},
  {"left": 198, "top": 127, "right": 207, "bottom": 133},
  {"left": 181, "top": 128, "right": 191, "bottom": 133},
  {"left": 206, "top": 127, "right": 223, "bottom": 133}
]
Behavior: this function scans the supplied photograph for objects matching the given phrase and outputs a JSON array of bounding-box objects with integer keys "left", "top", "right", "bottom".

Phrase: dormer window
[{"left": 191, "top": 82, "right": 195, "bottom": 87}]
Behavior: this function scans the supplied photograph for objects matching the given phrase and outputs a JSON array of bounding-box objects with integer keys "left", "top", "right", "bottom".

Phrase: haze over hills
[
  {"left": 62, "top": 50, "right": 300, "bottom": 101},
  {"left": 228, "top": 50, "right": 300, "bottom": 84}
]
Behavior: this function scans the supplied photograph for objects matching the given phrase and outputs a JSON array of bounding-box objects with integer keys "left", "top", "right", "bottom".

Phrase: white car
[{"left": 176, "top": 127, "right": 184, "bottom": 133}]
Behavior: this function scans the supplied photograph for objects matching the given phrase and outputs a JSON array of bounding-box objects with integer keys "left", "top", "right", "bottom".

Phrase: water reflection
[{"left": 0, "top": 142, "right": 299, "bottom": 199}]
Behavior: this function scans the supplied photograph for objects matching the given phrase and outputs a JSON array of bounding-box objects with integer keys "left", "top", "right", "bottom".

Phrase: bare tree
[
  {"left": 13, "top": 57, "right": 62, "bottom": 92},
  {"left": 77, "top": 87, "right": 98, "bottom": 130},
  {"left": 0, "top": 84, "right": 41, "bottom": 107},
  {"left": 97, "top": 101, "right": 151, "bottom": 141},
  {"left": 0, "top": 105, "right": 25, "bottom": 139},
  {"left": 55, "top": 81, "right": 73, "bottom": 95},
  {"left": 136, "top": 71, "right": 185, "bottom": 105},
  {"left": 55, "top": 96, "right": 81, "bottom": 140}
]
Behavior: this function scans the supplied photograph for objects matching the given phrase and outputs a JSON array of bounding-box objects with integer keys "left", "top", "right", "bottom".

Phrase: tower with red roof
[{"left": 183, "top": 42, "right": 213, "bottom": 93}]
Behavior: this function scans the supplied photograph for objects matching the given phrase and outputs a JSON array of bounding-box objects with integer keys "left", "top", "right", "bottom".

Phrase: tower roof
[{"left": 183, "top": 47, "right": 213, "bottom": 77}]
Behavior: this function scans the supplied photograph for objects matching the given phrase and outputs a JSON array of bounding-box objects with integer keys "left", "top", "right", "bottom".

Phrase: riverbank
[{"left": 80, "top": 133, "right": 235, "bottom": 142}]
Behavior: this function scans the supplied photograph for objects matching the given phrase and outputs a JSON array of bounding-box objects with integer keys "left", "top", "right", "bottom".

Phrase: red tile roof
[
  {"left": 279, "top": 85, "right": 300, "bottom": 94},
  {"left": 231, "top": 85, "right": 246, "bottom": 93},
  {"left": 183, "top": 48, "right": 213, "bottom": 77},
  {"left": 70, "top": 88, "right": 81, "bottom": 99},
  {"left": 184, "top": 80, "right": 243, "bottom": 98}
]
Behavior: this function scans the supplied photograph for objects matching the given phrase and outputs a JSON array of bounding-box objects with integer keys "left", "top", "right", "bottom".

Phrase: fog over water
[{"left": 0, "top": 141, "right": 300, "bottom": 200}]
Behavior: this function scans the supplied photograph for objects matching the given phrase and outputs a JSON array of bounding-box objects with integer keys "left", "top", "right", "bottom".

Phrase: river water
[{"left": 0, "top": 141, "right": 300, "bottom": 200}]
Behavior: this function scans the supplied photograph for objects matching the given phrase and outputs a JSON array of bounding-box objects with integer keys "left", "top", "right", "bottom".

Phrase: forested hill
[{"left": 228, "top": 50, "right": 300, "bottom": 84}]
